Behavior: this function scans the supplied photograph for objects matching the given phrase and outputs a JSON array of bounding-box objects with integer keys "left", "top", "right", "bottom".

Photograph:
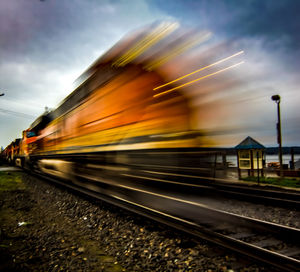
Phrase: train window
[{"left": 27, "top": 131, "right": 36, "bottom": 138}]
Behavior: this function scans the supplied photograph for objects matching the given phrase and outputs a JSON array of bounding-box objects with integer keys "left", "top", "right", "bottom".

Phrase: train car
[
  {"left": 22, "top": 23, "right": 228, "bottom": 185},
  {"left": 2, "top": 145, "right": 11, "bottom": 163},
  {"left": 13, "top": 128, "right": 39, "bottom": 167},
  {"left": 3, "top": 138, "right": 21, "bottom": 165}
]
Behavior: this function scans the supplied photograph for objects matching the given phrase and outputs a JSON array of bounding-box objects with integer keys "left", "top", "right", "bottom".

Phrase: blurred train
[{"left": 3, "top": 23, "right": 231, "bottom": 185}]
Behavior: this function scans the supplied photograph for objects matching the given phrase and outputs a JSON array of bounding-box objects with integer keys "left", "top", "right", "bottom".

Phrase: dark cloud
[
  {"left": 149, "top": 0, "right": 300, "bottom": 73},
  {"left": 149, "top": 0, "right": 300, "bottom": 47}
]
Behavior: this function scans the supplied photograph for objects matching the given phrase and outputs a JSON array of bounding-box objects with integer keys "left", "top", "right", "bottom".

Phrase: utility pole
[{"left": 271, "top": 95, "right": 283, "bottom": 178}]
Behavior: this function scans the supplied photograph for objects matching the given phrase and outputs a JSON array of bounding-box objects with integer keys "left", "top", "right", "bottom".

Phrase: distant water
[{"left": 226, "top": 154, "right": 300, "bottom": 167}]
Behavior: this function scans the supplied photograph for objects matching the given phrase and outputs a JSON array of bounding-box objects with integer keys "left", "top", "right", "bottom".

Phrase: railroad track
[
  {"left": 119, "top": 164, "right": 300, "bottom": 208},
  {"left": 30, "top": 170, "right": 300, "bottom": 271}
]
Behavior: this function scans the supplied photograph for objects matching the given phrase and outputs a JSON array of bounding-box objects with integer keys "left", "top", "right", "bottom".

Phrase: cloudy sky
[{"left": 0, "top": 0, "right": 299, "bottom": 148}]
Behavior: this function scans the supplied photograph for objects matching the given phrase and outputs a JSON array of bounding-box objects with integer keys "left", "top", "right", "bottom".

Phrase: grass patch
[
  {"left": 0, "top": 172, "right": 25, "bottom": 191},
  {"left": 242, "top": 176, "right": 300, "bottom": 188}
]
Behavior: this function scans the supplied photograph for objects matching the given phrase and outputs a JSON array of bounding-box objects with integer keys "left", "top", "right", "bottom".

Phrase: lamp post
[{"left": 271, "top": 94, "right": 283, "bottom": 177}]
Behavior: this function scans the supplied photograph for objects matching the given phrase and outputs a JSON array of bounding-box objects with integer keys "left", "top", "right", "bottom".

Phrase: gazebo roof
[{"left": 235, "top": 136, "right": 265, "bottom": 150}]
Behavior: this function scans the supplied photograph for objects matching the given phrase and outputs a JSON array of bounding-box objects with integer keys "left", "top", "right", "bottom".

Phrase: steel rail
[{"left": 123, "top": 167, "right": 300, "bottom": 208}]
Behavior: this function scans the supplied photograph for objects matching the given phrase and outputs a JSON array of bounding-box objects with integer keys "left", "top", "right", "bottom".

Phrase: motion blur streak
[
  {"left": 113, "top": 22, "right": 179, "bottom": 67},
  {"left": 111, "top": 195, "right": 198, "bottom": 226},
  {"left": 153, "top": 50, "right": 244, "bottom": 91},
  {"left": 153, "top": 61, "right": 245, "bottom": 98},
  {"left": 145, "top": 31, "right": 212, "bottom": 70},
  {"left": 3, "top": 23, "right": 249, "bottom": 182}
]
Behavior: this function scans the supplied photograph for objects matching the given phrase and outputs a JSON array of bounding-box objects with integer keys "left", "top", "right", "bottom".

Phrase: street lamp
[
  {"left": 271, "top": 94, "right": 283, "bottom": 177},
  {"left": 0, "top": 93, "right": 4, "bottom": 96}
]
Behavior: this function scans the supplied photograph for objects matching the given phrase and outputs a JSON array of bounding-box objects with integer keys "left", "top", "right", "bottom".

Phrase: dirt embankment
[{"left": 0, "top": 171, "right": 125, "bottom": 272}]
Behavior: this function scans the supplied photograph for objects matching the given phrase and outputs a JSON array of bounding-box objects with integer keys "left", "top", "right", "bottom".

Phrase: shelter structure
[{"left": 235, "top": 136, "right": 265, "bottom": 178}]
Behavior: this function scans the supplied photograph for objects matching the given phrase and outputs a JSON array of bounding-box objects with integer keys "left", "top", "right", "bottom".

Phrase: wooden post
[
  {"left": 261, "top": 150, "right": 265, "bottom": 177},
  {"left": 237, "top": 150, "right": 241, "bottom": 179},
  {"left": 222, "top": 153, "right": 227, "bottom": 169},
  {"left": 250, "top": 150, "right": 254, "bottom": 176},
  {"left": 257, "top": 150, "right": 260, "bottom": 185},
  {"left": 291, "top": 147, "right": 295, "bottom": 170}
]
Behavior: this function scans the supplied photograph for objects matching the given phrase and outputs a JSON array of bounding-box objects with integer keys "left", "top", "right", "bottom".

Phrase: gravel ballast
[
  {"left": 196, "top": 196, "right": 300, "bottom": 229},
  {"left": 0, "top": 171, "right": 279, "bottom": 271}
]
